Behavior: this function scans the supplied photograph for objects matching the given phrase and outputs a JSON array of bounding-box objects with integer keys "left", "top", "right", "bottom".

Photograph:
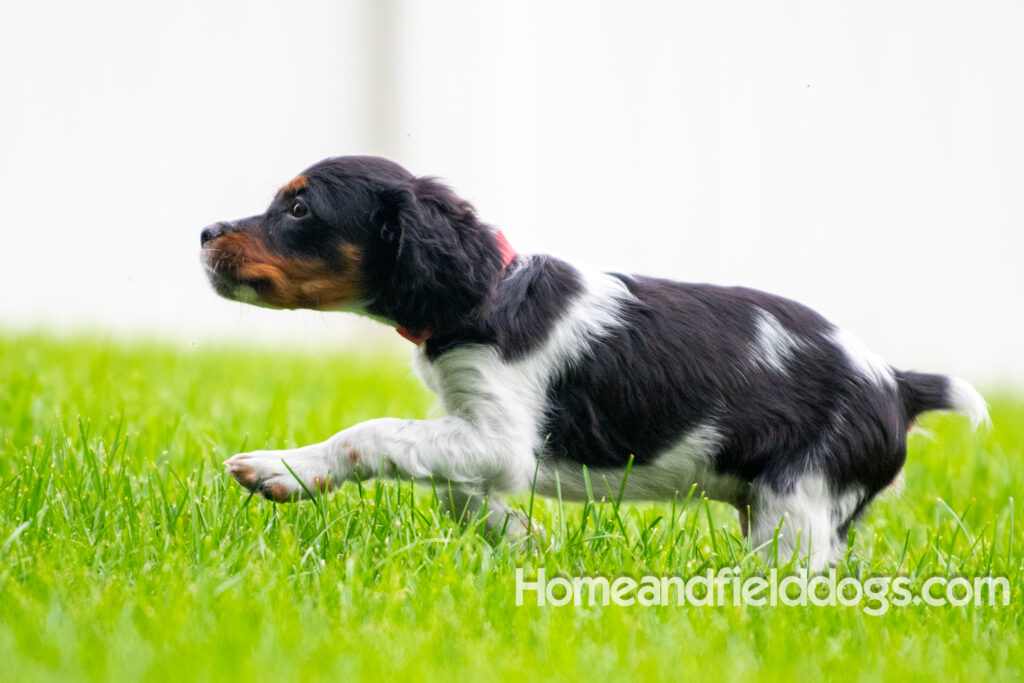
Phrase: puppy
[{"left": 201, "top": 156, "right": 987, "bottom": 569}]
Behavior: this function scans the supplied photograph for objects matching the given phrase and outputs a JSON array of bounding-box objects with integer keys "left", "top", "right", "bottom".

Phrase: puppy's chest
[
  {"left": 412, "top": 349, "right": 444, "bottom": 397},
  {"left": 413, "top": 346, "right": 546, "bottom": 424}
]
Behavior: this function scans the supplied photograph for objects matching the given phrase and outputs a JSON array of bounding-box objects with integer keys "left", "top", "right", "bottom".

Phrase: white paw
[{"left": 223, "top": 450, "right": 334, "bottom": 503}]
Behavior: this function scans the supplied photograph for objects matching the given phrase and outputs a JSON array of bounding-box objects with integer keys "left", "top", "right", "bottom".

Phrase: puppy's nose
[{"left": 200, "top": 222, "right": 230, "bottom": 246}]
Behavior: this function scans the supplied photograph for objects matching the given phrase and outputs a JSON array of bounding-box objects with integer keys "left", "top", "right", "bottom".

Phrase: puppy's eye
[{"left": 290, "top": 200, "right": 308, "bottom": 218}]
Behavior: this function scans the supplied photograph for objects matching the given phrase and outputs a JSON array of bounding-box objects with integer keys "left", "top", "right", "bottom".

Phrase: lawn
[{"left": 0, "top": 332, "right": 1021, "bottom": 681}]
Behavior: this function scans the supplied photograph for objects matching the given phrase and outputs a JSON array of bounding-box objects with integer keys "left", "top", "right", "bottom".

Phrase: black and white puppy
[{"left": 201, "top": 156, "right": 987, "bottom": 569}]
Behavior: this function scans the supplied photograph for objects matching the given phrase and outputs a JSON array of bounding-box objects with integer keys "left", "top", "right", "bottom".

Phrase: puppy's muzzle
[{"left": 200, "top": 222, "right": 234, "bottom": 246}]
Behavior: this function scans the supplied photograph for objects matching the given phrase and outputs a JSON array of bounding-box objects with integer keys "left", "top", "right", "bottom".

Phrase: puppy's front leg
[
  {"left": 438, "top": 486, "right": 540, "bottom": 537},
  {"left": 223, "top": 440, "right": 345, "bottom": 502},
  {"left": 224, "top": 416, "right": 534, "bottom": 503}
]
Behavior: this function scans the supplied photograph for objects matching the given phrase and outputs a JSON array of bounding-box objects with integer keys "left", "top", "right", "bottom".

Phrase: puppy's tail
[{"left": 897, "top": 370, "right": 990, "bottom": 428}]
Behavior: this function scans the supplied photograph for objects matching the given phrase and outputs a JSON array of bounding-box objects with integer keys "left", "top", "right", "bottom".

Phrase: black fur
[
  {"left": 898, "top": 370, "right": 954, "bottom": 419},
  {"left": 366, "top": 176, "right": 506, "bottom": 337},
  {"left": 423, "top": 256, "right": 582, "bottom": 361},
  {"left": 537, "top": 273, "right": 909, "bottom": 496}
]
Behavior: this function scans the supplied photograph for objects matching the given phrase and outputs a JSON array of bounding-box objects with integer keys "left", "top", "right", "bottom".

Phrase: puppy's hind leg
[{"left": 748, "top": 473, "right": 853, "bottom": 571}]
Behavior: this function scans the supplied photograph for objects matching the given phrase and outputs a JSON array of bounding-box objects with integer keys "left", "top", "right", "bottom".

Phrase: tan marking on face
[
  {"left": 282, "top": 175, "right": 307, "bottom": 194},
  {"left": 206, "top": 233, "right": 364, "bottom": 310}
]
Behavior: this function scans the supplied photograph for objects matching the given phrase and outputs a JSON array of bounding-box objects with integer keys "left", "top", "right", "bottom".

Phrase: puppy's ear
[{"left": 375, "top": 178, "right": 503, "bottom": 335}]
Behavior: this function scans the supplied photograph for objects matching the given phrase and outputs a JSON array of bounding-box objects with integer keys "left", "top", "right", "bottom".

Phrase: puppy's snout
[{"left": 200, "top": 222, "right": 232, "bottom": 246}]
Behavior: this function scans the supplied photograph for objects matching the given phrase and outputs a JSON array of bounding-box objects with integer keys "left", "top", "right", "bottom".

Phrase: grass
[{"left": 0, "top": 331, "right": 1021, "bottom": 681}]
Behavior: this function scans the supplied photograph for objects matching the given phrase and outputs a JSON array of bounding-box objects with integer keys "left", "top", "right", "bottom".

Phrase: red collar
[{"left": 396, "top": 231, "right": 516, "bottom": 345}]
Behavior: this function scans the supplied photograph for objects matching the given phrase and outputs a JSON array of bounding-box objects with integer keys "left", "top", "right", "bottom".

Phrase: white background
[{"left": 1, "top": 1, "right": 1021, "bottom": 385}]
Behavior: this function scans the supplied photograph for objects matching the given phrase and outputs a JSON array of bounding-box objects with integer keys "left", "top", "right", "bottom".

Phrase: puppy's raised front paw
[{"left": 223, "top": 450, "right": 333, "bottom": 503}]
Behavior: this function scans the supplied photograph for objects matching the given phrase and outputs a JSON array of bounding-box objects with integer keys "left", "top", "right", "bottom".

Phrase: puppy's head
[{"left": 201, "top": 156, "right": 506, "bottom": 335}]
